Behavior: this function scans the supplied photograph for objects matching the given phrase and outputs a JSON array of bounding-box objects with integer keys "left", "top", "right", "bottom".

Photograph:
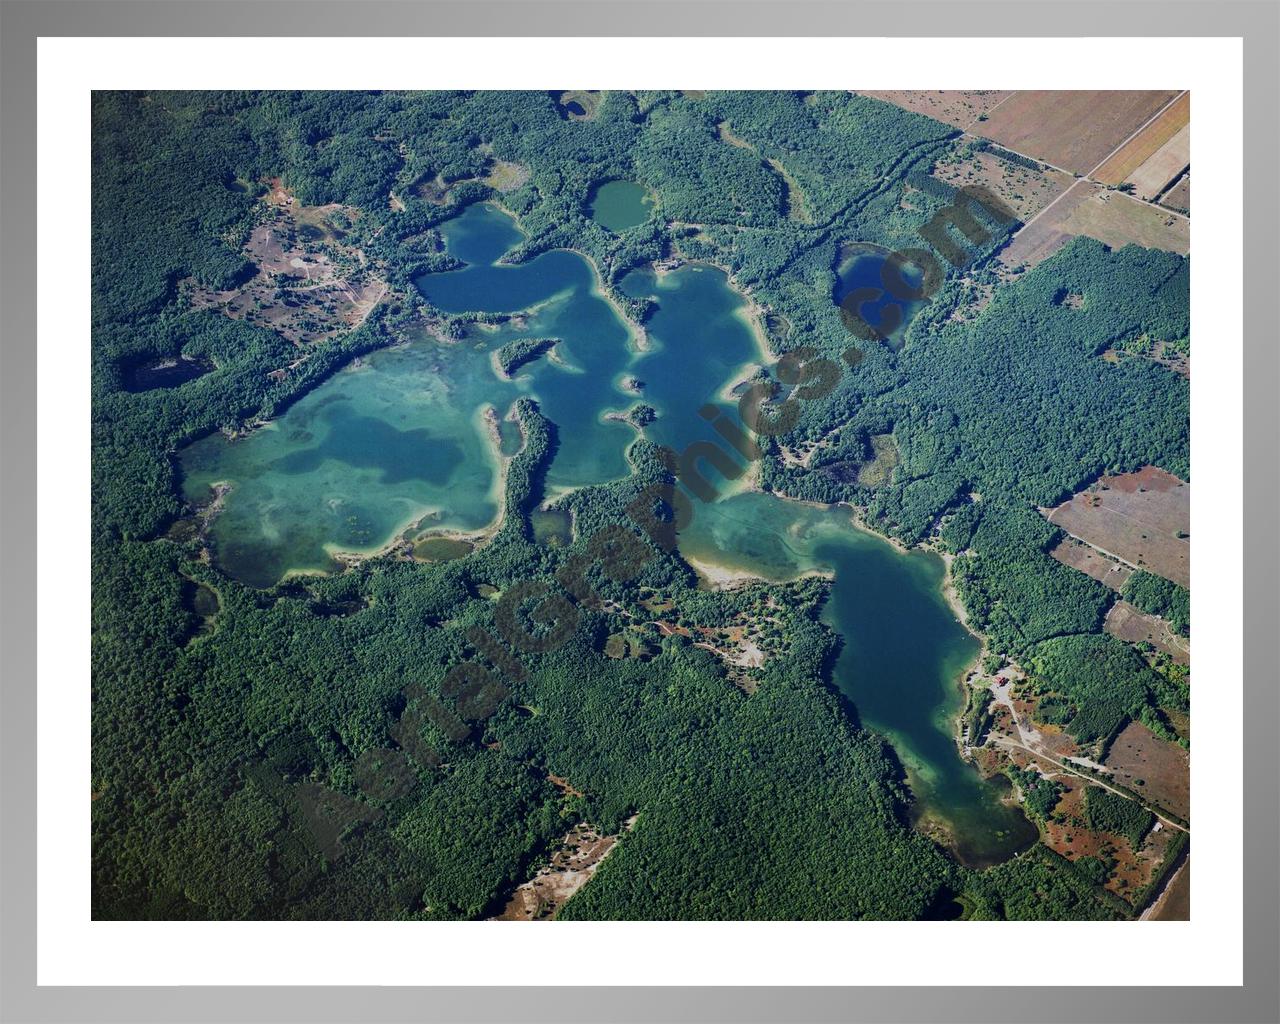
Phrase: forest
[
  {"left": 1122, "top": 570, "right": 1191, "bottom": 637},
  {"left": 91, "top": 90, "right": 1187, "bottom": 922}
]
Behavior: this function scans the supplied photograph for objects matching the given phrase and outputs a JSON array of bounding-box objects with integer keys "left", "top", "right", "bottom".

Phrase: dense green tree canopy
[{"left": 91, "top": 90, "right": 1187, "bottom": 922}]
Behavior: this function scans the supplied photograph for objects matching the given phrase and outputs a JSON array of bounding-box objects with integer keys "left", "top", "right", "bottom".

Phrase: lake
[
  {"left": 179, "top": 341, "right": 504, "bottom": 588},
  {"left": 679, "top": 493, "right": 1037, "bottom": 866},
  {"left": 179, "top": 200, "right": 1032, "bottom": 863},
  {"left": 589, "top": 179, "right": 655, "bottom": 232},
  {"left": 834, "top": 244, "right": 927, "bottom": 351},
  {"left": 180, "top": 203, "right": 759, "bottom": 584}
]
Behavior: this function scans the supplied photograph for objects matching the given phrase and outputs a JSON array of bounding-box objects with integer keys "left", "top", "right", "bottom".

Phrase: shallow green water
[
  {"left": 180, "top": 341, "right": 505, "bottom": 588},
  {"left": 180, "top": 200, "right": 1032, "bottom": 863},
  {"left": 589, "top": 179, "right": 655, "bottom": 232},
  {"left": 530, "top": 507, "right": 573, "bottom": 548},
  {"left": 413, "top": 536, "right": 475, "bottom": 562},
  {"left": 679, "top": 493, "right": 1037, "bottom": 866},
  {"left": 182, "top": 204, "right": 760, "bottom": 585}
]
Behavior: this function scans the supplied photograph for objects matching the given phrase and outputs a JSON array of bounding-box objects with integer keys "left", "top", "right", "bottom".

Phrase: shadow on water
[
  {"left": 272, "top": 405, "right": 463, "bottom": 486},
  {"left": 497, "top": 419, "right": 524, "bottom": 457},
  {"left": 180, "top": 579, "right": 220, "bottom": 643},
  {"left": 921, "top": 887, "right": 968, "bottom": 921}
]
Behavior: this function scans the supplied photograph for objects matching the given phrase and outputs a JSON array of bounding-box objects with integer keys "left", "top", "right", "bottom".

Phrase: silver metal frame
[{"left": 2, "top": 2, "right": 1275, "bottom": 1021}]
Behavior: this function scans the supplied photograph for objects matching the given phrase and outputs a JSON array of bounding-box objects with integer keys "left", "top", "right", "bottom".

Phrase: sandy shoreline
[
  {"left": 483, "top": 197, "right": 649, "bottom": 353},
  {"left": 679, "top": 254, "right": 779, "bottom": 365},
  {"left": 718, "top": 485, "right": 989, "bottom": 772},
  {"left": 317, "top": 402, "right": 513, "bottom": 571},
  {"left": 683, "top": 552, "right": 832, "bottom": 591},
  {"left": 933, "top": 547, "right": 978, "bottom": 636},
  {"left": 683, "top": 555, "right": 768, "bottom": 589},
  {"left": 567, "top": 241, "right": 650, "bottom": 354},
  {"left": 489, "top": 340, "right": 562, "bottom": 382}
]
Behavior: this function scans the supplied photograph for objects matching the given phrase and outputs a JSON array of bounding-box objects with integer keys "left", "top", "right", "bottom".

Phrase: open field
[
  {"left": 484, "top": 160, "right": 531, "bottom": 193},
  {"left": 1126, "top": 123, "right": 1190, "bottom": 200},
  {"left": 972, "top": 90, "right": 1181, "bottom": 175},
  {"left": 997, "top": 181, "right": 1103, "bottom": 270},
  {"left": 1105, "top": 600, "right": 1190, "bottom": 664},
  {"left": 1030, "top": 772, "right": 1173, "bottom": 906},
  {"left": 998, "top": 178, "right": 1188, "bottom": 272},
  {"left": 491, "top": 819, "right": 626, "bottom": 920},
  {"left": 1103, "top": 817, "right": 1179, "bottom": 904},
  {"left": 1104, "top": 721, "right": 1190, "bottom": 822},
  {"left": 1038, "top": 777, "right": 1100, "bottom": 856},
  {"left": 1093, "top": 92, "right": 1190, "bottom": 185},
  {"left": 1050, "top": 536, "right": 1134, "bottom": 591},
  {"left": 1044, "top": 467, "right": 1190, "bottom": 587},
  {"left": 1159, "top": 173, "right": 1190, "bottom": 215},
  {"left": 188, "top": 196, "right": 385, "bottom": 352},
  {"left": 857, "top": 433, "right": 900, "bottom": 488},
  {"left": 856, "top": 90, "right": 1013, "bottom": 130},
  {"left": 1147, "top": 857, "right": 1190, "bottom": 920},
  {"left": 931, "top": 149, "right": 1075, "bottom": 221},
  {"left": 1057, "top": 188, "right": 1189, "bottom": 255}
]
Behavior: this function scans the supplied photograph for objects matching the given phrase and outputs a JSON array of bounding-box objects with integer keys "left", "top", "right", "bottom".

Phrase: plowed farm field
[
  {"left": 1044, "top": 467, "right": 1190, "bottom": 588},
  {"left": 973, "top": 90, "right": 1181, "bottom": 175}
]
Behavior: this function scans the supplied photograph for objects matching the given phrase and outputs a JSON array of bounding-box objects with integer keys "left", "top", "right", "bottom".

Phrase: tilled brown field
[
  {"left": 1044, "top": 467, "right": 1190, "bottom": 587},
  {"left": 972, "top": 90, "right": 1181, "bottom": 175},
  {"left": 1104, "top": 720, "right": 1190, "bottom": 822},
  {"left": 1093, "top": 91, "right": 1190, "bottom": 185},
  {"left": 1126, "top": 123, "right": 1190, "bottom": 200}
]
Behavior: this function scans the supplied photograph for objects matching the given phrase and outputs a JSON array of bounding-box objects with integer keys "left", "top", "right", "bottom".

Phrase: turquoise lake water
[
  {"left": 179, "top": 340, "right": 505, "bottom": 588},
  {"left": 178, "top": 200, "right": 1031, "bottom": 863},
  {"left": 679, "top": 494, "right": 1037, "bottom": 866}
]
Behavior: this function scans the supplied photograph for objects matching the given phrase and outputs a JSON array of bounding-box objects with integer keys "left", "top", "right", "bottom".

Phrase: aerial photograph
[{"left": 91, "top": 89, "right": 1191, "bottom": 922}]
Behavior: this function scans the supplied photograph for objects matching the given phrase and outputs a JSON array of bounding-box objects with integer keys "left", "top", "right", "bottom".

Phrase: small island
[
  {"left": 604, "top": 403, "right": 658, "bottom": 431},
  {"left": 492, "top": 336, "right": 560, "bottom": 379}
]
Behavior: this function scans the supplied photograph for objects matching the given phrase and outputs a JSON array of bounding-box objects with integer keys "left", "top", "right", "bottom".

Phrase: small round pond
[{"left": 589, "top": 180, "right": 656, "bottom": 232}]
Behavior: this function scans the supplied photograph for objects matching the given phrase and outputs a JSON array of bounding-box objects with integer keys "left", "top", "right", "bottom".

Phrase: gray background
[{"left": 1, "top": 1, "right": 1276, "bottom": 1021}]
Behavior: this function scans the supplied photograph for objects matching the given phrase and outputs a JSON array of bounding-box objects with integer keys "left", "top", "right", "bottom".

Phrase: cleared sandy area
[
  {"left": 1045, "top": 467, "right": 1190, "bottom": 588},
  {"left": 857, "top": 90, "right": 1013, "bottom": 130}
]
